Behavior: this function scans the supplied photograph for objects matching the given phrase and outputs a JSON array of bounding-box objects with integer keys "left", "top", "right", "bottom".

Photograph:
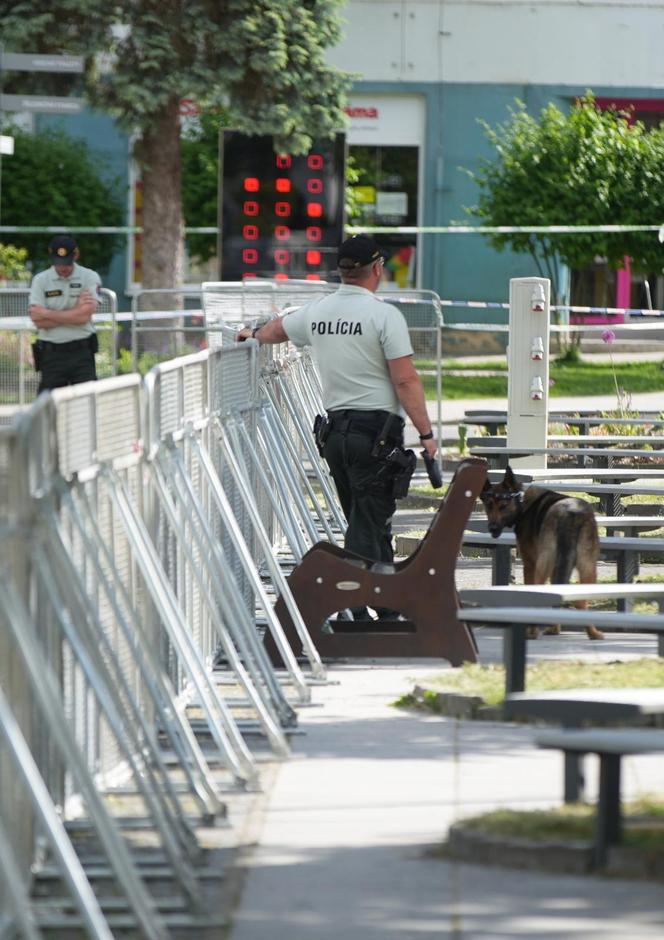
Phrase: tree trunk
[
  {"left": 138, "top": 96, "right": 184, "bottom": 297},
  {"left": 134, "top": 97, "right": 185, "bottom": 358}
]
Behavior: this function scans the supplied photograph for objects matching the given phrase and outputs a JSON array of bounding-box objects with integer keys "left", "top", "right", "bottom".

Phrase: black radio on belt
[{"left": 313, "top": 413, "right": 331, "bottom": 456}]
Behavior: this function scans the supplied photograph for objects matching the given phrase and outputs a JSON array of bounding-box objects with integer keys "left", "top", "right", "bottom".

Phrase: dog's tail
[{"left": 551, "top": 510, "right": 588, "bottom": 583}]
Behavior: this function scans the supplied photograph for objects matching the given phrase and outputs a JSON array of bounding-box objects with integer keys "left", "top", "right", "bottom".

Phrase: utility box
[{"left": 506, "top": 277, "right": 550, "bottom": 469}]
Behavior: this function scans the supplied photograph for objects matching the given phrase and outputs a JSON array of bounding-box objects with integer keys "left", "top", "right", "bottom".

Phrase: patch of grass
[
  {"left": 398, "top": 658, "right": 664, "bottom": 709},
  {"left": 459, "top": 798, "right": 664, "bottom": 850},
  {"left": 425, "top": 359, "right": 664, "bottom": 401}
]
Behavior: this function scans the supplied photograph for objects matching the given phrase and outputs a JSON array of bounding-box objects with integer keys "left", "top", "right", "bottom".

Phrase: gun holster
[
  {"left": 32, "top": 340, "right": 44, "bottom": 372},
  {"left": 383, "top": 446, "right": 417, "bottom": 499},
  {"left": 313, "top": 413, "right": 332, "bottom": 457},
  {"left": 370, "top": 412, "right": 405, "bottom": 459}
]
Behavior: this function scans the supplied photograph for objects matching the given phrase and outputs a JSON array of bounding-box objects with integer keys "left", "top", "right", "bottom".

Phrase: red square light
[
  {"left": 307, "top": 154, "right": 324, "bottom": 170},
  {"left": 306, "top": 250, "right": 321, "bottom": 265},
  {"left": 275, "top": 225, "right": 291, "bottom": 240},
  {"left": 274, "top": 249, "right": 290, "bottom": 265},
  {"left": 276, "top": 154, "right": 292, "bottom": 169},
  {"left": 306, "top": 226, "right": 322, "bottom": 242},
  {"left": 306, "top": 274, "right": 322, "bottom": 281},
  {"left": 243, "top": 200, "right": 259, "bottom": 216},
  {"left": 307, "top": 178, "right": 323, "bottom": 194},
  {"left": 242, "top": 273, "right": 257, "bottom": 279},
  {"left": 275, "top": 202, "right": 292, "bottom": 217},
  {"left": 243, "top": 224, "right": 259, "bottom": 240},
  {"left": 307, "top": 203, "right": 323, "bottom": 218},
  {"left": 275, "top": 178, "right": 291, "bottom": 193},
  {"left": 242, "top": 248, "right": 258, "bottom": 264},
  {"left": 275, "top": 273, "right": 289, "bottom": 281},
  {"left": 244, "top": 177, "right": 260, "bottom": 192}
]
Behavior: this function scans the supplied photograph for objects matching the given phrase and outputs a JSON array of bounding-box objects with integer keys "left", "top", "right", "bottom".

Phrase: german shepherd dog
[{"left": 479, "top": 467, "right": 604, "bottom": 640}]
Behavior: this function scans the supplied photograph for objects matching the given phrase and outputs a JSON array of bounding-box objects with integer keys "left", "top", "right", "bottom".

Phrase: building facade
[{"left": 328, "top": 0, "right": 664, "bottom": 320}]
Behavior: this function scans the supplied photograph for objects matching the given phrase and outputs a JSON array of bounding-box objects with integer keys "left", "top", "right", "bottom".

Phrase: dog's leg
[
  {"left": 533, "top": 546, "right": 561, "bottom": 636},
  {"left": 577, "top": 555, "right": 604, "bottom": 640},
  {"left": 521, "top": 554, "right": 541, "bottom": 639}
]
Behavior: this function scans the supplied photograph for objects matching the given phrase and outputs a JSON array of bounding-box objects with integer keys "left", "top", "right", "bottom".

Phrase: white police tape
[
  {"left": 441, "top": 300, "right": 664, "bottom": 317},
  {"left": 349, "top": 224, "right": 664, "bottom": 236}
]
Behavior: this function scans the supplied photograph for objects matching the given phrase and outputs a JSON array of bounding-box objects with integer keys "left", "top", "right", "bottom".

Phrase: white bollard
[{"left": 506, "top": 277, "right": 550, "bottom": 469}]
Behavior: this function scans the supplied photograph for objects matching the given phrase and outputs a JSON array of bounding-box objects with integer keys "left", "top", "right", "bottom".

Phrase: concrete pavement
[{"left": 223, "top": 383, "right": 664, "bottom": 939}]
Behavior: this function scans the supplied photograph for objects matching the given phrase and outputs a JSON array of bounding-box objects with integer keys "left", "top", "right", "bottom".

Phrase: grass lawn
[
  {"left": 395, "top": 658, "right": 664, "bottom": 709},
  {"left": 456, "top": 799, "right": 664, "bottom": 852},
  {"left": 419, "top": 358, "right": 664, "bottom": 401}
]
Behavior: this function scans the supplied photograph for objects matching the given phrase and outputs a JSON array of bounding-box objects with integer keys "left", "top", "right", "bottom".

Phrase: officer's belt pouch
[
  {"left": 32, "top": 340, "right": 44, "bottom": 372},
  {"left": 313, "top": 413, "right": 331, "bottom": 456}
]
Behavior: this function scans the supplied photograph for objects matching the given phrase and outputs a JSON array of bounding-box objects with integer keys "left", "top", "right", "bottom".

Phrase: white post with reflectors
[{"left": 506, "top": 277, "right": 550, "bottom": 469}]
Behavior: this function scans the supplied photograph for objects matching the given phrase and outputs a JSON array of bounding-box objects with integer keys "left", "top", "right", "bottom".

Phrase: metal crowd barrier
[{"left": 0, "top": 330, "right": 340, "bottom": 935}]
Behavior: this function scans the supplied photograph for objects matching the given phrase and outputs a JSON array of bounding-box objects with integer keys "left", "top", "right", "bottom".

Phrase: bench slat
[
  {"left": 535, "top": 728, "right": 664, "bottom": 755},
  {"left": 459, "top": 606, "right": 664, "bottom": 631}
]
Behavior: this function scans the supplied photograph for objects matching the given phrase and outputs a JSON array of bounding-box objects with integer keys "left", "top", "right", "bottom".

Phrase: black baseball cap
[
  {"left": 48, "top": 234, "right": 78, "bottom": 264},
  {"left": 337, "top": 234, "right": 383, "bottom": 269}
]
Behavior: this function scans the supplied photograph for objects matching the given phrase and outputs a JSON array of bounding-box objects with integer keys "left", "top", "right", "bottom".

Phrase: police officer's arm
[
  {"left": 387, "top": 355, "right": 438, "bottom": 458},
  {"left": 237, "top": 317, "right": 289, "bottom": 344},
  {"left": 30, "top": 290, "right": 97, "bottom": 329}
]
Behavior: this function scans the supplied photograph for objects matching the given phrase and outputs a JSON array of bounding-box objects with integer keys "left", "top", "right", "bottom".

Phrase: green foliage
[
  {"left": 0, "top": 244, "right": 30, "bottom": 282},
  {"left": 1, "top": 126, "right": 124, "bottom": 275},
  {"left": 467, "top": 94, "right": 664, "bottom": 300},
  {"left": 181, "top": 110, "right": 231, "bottom": 263},
  {"left": 1, "top": 0, "right": 351, "bottom": 153}
]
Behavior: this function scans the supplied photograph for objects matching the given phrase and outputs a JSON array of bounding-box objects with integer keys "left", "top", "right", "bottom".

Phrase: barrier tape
[
  {"left": 441, "top": 300, "right": 664, "bottom": 317},
  {"left": 1, "top": 224, "right": 662, "bottom": 236}
]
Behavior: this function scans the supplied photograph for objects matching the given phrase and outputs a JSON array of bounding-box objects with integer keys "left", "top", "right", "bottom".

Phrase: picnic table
[
  {"left": 463, "top": 410, "right": 664, "bottom": 436},
  {"left": 461, "top": 530, "right": 664, "bottom": 608},
  {"left": 484, "top": 469, "right": 664, "bottom": 514},
  {"left": 458, "top": 582, "right": 664, "bottom": 695},
  {"left": 506, "top": 688, "right": 664, "bottom": 810},
  {"left": 472, "top": 444, "right": 664, "bottom": 469},
  {"left": 536, "top": 727, "right": 664, "bottom": 868}
]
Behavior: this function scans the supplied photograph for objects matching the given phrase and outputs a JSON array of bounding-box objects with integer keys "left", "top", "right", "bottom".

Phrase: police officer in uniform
[
  {"left": 29, "top": 234, "right": 101, "bottom": 394},
  {"left": 238, "top": 234, "right": 437, "bottom": 620}
]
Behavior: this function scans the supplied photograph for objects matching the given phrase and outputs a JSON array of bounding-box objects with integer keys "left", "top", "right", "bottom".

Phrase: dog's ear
[{"left": 504, "top": 465, "right": 517, "bottom": 488}]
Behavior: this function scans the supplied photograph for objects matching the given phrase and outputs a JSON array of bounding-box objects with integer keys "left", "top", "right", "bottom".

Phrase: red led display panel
[{"left": 220, "top": 132, "right": 345, "bottom": 280}]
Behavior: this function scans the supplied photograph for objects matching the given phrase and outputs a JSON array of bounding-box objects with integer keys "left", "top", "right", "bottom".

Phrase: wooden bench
[
  {"left": 458, "top": 583, "right": 664, "bottom": 695},
  {"left": 266, "top": 457, "right": 487, "bottom": 666},
  {"left": 505, "top": 688, "right": 664, "bottom": 804},
  {"left": 534, "top": 727, "right": 664, "bottom": 868}
]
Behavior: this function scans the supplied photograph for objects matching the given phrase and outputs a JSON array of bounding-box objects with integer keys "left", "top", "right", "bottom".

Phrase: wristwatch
[
  {"left": 251, "top": 326, "right": 260, "bottom": 339},
  {"left": 419, "top": 431, "right": 434, "bottom": 440}
]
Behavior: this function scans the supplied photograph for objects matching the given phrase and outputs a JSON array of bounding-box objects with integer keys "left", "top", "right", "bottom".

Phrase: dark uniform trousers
[
  {"left": 323, "top": 409, "right": 403, "bottom": 565},
  {"left": 37, "top": 337, "right": 97, "bottom": 394}
]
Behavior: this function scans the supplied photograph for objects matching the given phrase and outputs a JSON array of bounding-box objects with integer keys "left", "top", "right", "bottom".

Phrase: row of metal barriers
[{"left": 0, "top": 333, "right": 345, "bottom": 938}]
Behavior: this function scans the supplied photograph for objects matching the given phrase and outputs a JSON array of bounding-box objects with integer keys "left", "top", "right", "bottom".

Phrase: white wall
[{"left": 329, "top": 0, "right": 664, "bottom": 88}]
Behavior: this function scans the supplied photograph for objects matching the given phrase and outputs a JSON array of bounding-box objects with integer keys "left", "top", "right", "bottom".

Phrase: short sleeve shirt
[
  {"left": 29, "top": 263, "right": 101, "bottom": 343},
  {"left": 283, "top": 284, "right": 414, "bottom": 413}
]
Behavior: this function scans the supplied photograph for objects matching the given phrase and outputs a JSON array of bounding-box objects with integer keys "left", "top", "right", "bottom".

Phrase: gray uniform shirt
[
  {"left": 283, "top": 284, "right": 413, "bottom": 413},
  {"left": 29, "top": 263, "right": 101, "bottom": 343}
]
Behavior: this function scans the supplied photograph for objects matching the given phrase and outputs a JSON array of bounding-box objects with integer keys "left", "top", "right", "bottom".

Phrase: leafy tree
[
  {"left": 0, "top": 0, "right": 350, "bottom": 291},
  {"left": 181, "top": 110, "right": 230, "bottom": 265},
  {"left": 467, "top": 94, "right": 664, "bottom": 303},
  {"left": 0, "top": 243, "right": 30, "bottom": 282},
  {"left": 1, "top": 126, "right": 123, "bottom": 275}
]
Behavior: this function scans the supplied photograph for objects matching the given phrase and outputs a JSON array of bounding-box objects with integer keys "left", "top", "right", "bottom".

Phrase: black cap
[
  {"left": 48, "top": 234, "right": 78, "bottom": 265},
  {"left": 337, "top": 234, "right": 383, "bottom": 269}
]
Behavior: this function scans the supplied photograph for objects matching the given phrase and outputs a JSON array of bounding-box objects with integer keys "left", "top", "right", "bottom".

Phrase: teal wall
[
  {"left": 37, "top": 109, "right": 129, "bottom": 303},
  {"left": 355, "top": 80, "right": 664, "bottom": 326}
]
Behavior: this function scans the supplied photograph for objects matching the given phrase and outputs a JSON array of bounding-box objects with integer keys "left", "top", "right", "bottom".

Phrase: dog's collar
[{"left": 480, "top": 489, "right": 524, "bottom": 506}]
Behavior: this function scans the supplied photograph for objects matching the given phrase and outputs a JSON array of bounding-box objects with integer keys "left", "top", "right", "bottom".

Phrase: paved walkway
[
  {"left": 224, "top": 387, "right": 664, "bottom": 938},
  {"left": 225, "top": 560, "right": 664, "bottom": 939}
]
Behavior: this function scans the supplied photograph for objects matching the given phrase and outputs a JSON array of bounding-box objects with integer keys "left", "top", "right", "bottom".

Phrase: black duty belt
[
  {"left": 327, "top": 409, "right": 403, "bottom": 438},
  {"left": 41, "top": 337, "right": 93, "bottom": 351}
]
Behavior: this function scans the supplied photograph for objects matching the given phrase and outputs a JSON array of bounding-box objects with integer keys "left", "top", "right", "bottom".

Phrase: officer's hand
[
  {"left": 422, "top": 437, "right": 438, "bottom": 460},
  {"left": 236, "top": 327, "right": 252, "bottom": 342}
]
